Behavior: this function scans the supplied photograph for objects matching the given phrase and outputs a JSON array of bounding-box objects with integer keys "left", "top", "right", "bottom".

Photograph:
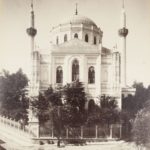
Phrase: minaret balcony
[
  {"left": 26, "top": 27, "right": 37, "bottom": 37},
  {"left": 118, "top": 27, "right": 128, "bottom": 37}
]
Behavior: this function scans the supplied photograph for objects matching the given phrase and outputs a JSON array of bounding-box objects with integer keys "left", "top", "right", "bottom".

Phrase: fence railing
[
  {"left": 39, "top": 124, "right": 122, "bottom": 139},
  {"left": 0, "top": 115, "right": 35, "bottom": 137}
]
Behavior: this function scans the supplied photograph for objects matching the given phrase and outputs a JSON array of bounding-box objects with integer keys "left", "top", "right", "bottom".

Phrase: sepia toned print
[{"left": 0, "top": 0, "right": 150, "bottom": 149}]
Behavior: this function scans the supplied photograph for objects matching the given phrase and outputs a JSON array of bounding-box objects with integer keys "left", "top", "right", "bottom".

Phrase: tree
[
  {"left": 0, "top": 69, "right": 29, "bottom": 122},
  {"left": 122, "top": 82, "right": 150, "bottom": 140},
  {"left": 99, "top": 95, "right": 120, "bottom": 125},
  {"left": 32, "top": 81, "right": 87, "bottom": 146},
  {"left": 31, "top": 86, "right": 62, "bottom": 124},
  {"left": 86, "top": 95, "right": 120, "bottom": 126},
  {"left": 121, "top": 82, "right": 150, "bottom": 142},
  {"left": 132, "top": 105, "right": 150, "bottom": 149},
  {"left": 122, "top": 82, "right": 150, "bottom": 119},
  {"left": 31, "top": 86, "right": 63, "bottom": 147},
  {"left": 62, "top": 80, "right": 87, "bottom": 127}
]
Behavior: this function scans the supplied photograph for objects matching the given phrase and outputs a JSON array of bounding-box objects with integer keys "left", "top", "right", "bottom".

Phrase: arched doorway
[{"left": 88, "top": 99, "right": 95, "bottom": 113}]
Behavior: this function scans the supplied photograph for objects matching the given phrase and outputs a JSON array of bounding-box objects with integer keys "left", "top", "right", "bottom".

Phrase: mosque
[{"left": 26, "top": 1, "right": 135, "bottom": 134}]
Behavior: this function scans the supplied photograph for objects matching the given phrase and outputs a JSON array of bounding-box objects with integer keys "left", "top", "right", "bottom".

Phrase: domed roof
[{"left": 65, "top": 14, "right": 97, "bottom": 27}]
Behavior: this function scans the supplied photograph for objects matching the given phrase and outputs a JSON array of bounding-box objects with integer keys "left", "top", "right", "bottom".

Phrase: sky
[{"left": 0, "top": 0, "right": 150, "bottom": 86}]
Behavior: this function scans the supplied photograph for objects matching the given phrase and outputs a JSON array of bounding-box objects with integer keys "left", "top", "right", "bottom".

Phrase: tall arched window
[
  {"left": 72, "top": 59, "right": 79, "bottom": 81},
  {"left": 56, "top": 36, "right": 59, "bottom": 45},
  {"left": 74, "top": 33, "right": 78, "bottom": 38},
  {"left": 64, "top": 34, "right": 67, "bottom": 42},
  {"left": 85, "top": 34, "right": 88, "bottom": 42},
  {"left": 88, "top": 66, "right": 95, "bottom": 83},
  {"left": 94, "top": 36, "right": 97, "bottom": 45},
  {"left": 56, "top": 66, "right": 63, "bottom": 83}
]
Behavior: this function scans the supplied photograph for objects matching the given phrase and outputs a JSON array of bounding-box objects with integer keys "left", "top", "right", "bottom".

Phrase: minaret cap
[{"left": 75, "top": 3, "right": 78, "bottom": 15}]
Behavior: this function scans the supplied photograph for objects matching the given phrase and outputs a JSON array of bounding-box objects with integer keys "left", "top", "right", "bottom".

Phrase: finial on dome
[{"left": 75, "top": 3, "right": 78, "bottom": 15}]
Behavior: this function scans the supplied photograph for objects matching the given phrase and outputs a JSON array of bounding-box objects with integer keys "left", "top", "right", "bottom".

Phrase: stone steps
[{"left": 0, "top": 122, "right": 33, "bottom": 146}]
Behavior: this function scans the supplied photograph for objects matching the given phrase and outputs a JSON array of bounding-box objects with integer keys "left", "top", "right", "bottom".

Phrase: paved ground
[
  {"left": 33, "top": 141, "right": 139, "bottom": 150},
  {"left": 2, "top": 141, "right": 138, "bottom": 150}
]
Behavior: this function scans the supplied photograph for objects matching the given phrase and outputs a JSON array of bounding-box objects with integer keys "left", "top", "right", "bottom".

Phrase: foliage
[
  {"left": 122, "top": 82, "right": 150, "bottom": 119},
  {"left": 0, "top": 69, "right": 29, "bottom": 122},
  {"left": 121, "top": 82, "right": 150, "bottom": 140},
  {"left": 132, "top": 104, "right": 150, "bottom": 149},
  {"left": 63, "top": 81, "right": 86, "bottom": 113},
  {"left": 62, "top": 80, "right": 87, "bottom": 127},
  {"left": 100, "top": 95, "right": 120, "bottom": 125},
  {"left": 31, "top": 86, "right": 62, "bottom": 124},
  {"left": 86, "top": 95, "right": 120, "bottom": 126}
]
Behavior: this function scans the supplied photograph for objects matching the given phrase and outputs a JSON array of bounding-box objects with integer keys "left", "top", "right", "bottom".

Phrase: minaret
[
  {"left": 26, "top": 0, "right": 39, "bottom": 96},
  {"left": 26, "top": 1, "right": 39, "bottom": 138},
  {"left": 118, "top": 0, "right": 128, "bottom": 87}
]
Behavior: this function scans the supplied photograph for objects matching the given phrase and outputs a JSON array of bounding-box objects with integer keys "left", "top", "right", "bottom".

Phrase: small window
[
  {"left": 74, "top": 33, "right": 78, "bottom": 38},
  {"left": 56, "top": 36, "right": 59, "bottom": 45},
  {"left": 85, "top": 34, "right": 88, "bottom": 42},
  {"left": 64, "top": 34, "right": 67, "bottom": 42},
  {"left": 94, "top": 36, "right": 97, "bottom": 45},
  {"left": 88, "top": 66, "right": 95, "bottom": 84}
]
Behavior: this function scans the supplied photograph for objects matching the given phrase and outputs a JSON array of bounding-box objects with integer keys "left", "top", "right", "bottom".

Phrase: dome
[{"left": 65, "top": 14, "right": 97, "bottom": 27}]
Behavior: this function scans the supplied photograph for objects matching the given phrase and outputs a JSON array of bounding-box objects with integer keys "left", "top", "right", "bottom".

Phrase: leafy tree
[
  {"left": 0, "top": 69, "right": 29, "bottom": 122},
  {"left": 86, "top": 95, "right": 120, "bottom": 126},
  {"left": 63, "top": 81, "right": 86, "bottom": 112},
  {"left": 132, "top": 104, "right": 150, "bottom": 149},
  {"left": 32, "top": 81, "right": 87, "bottom": 146},
  {"left": 31, "top": 86, "right": 62, "bottom": 124},
  {"left": 122, "top": 82, "right": 150, "bottom": 140},
  {"left": 31, "top": 86, "right": 64, "bottom": 146},
  {"left": 99, "top": 95, "right": 120, "bottom": 125},
  {"left": 62, "top": 80, "right": 87, "bottom": 127},
  {"left": 122, "top": 82, "right": 150, "bottom": 119}
]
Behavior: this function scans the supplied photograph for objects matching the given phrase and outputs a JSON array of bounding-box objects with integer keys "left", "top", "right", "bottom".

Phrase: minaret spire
[
  {"left": 121, "top": 0, "right": 126, "bottom": 28},
  {"left": 118, "top": 0, "right": 128, "bottom": 87},
  {"left": 26, "top": 0, "right": 37, "bottom": 52},
  {"left": 122, "top": 0, "right": 125, "bottom": 9},
  {"left": 31, "top": 0, "right": 33, "bottom": 11},
  {"left": 75, "top": 3, "right": 78, "bottom": 15}
]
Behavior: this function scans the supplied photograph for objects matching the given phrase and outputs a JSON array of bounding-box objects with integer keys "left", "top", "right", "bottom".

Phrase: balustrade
[{"left": 0, "top": 115, "right": 35, "bottom": 137}]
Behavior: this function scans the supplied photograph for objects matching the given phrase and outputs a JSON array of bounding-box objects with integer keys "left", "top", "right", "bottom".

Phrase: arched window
[
  {"left": 72, "top": 59, "right": 79, "bottom": 81},
  {"left": 85, "top": 34, "right": 88, "bottom": 42},
  {"left": 64, "top": 34, "right": 67, "bottom": 42},
  {"left": 74, "top": 33, "right": 78, "bottom": 38},
  {"left": 56, "top": 36, "right": 59, "bottom": 45},
  {"left": 88, "top": 66, "right": 95, "bottom": 84},
  {"left": 56, "top": 66, "right": 63, "bottom": 83},
  {"left": 94, "top": 36, "right": 97, "bottom": 45},
  {"left": 88, "top": 99, "right": 95, "bottom": 113}
]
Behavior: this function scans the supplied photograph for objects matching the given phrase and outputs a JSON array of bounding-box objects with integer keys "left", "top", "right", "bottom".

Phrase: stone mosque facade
[{"left": 29, "top": 13, "right": 121, "bottom": 108}]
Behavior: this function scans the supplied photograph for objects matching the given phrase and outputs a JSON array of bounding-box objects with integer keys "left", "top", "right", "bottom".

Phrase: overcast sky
[{"left": 0, "top": 0, "right": 150, "bottom": 86}]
